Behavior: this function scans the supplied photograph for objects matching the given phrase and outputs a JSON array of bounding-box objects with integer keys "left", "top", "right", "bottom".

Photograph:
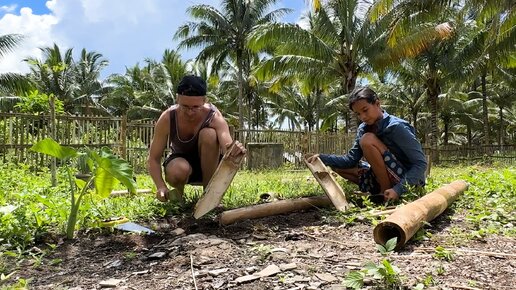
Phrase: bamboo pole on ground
[
  {"left": 219, "top": 195, "right": 332, "bottom": 225},
  {"left": 373, "top": 180, "right": 468, "bottom": 250}
]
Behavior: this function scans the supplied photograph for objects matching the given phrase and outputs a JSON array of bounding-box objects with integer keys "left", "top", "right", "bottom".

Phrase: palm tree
[
  {"left": 74, "top": 48, "right": 109, "bottom": 115},
  {"left": 370, "top": 0, "right": 514, "bottom": 157},
  {"left": 174, "top": 0, "right": 291, "bottom": 131},
  {"left": 0, "top": 34, "right": 32, "bottom": 98},
  {"left": 488, "top": 73, "right": 516, "bottom": 147},
  {"left": 463, "top": 0, "right": 514, "bottom": 145},
  {"left": 25, "top": 44, "right": 76, "bottom": 112},
  {"left": 249, "top": 1, "right": 377, "bottom": 95}
]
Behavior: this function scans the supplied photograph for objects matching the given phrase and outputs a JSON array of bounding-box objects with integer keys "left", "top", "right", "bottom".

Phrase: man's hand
[
  {"left": 305, "top": 153, "right": 319, "bottom": 163},
  {"left": 383, "top": 188, "right": 399, "bottom": 202},
  {"left": 226, "top": 141, "right": 246, "bottom": 156},
  {"left": 156, "top": 187, "right": 169, "bottom": 202}
]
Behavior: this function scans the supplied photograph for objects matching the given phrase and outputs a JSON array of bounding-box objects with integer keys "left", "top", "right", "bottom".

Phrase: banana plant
[{"left": 31, "top": 138, "right": 136, "bottom": 239}]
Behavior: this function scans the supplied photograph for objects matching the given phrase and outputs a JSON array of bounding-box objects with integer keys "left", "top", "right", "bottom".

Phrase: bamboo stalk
[
  {"left": 373, "top": 180, "right": 469, "bottom": 250},
  {"left": 219, "top": 196, "right": 332, "bottom": 225}
]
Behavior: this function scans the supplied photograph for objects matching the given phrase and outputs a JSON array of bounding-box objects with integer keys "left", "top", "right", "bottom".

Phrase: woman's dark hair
[{"left": 348, "top": 87, "right": 379, "bottom": 110}]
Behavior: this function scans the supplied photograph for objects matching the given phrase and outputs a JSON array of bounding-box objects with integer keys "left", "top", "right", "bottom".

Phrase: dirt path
[{"left": 19, "top": 210, "right": 516, "bottom": 290}]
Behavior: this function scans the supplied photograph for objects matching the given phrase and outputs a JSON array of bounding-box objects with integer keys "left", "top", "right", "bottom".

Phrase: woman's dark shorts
[{"left": 358, "top": 151, "right": 405, "bottom": 195}]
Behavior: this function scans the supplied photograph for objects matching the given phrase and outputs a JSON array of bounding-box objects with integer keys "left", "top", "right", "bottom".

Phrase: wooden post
[
  {"left": 50, "top": 94, "right": 57, "bottom": 187},
  {"left": 373, "top": 180, "right": 468, "bottom": 250},
  {"left": 219, "top": 195, "right": 331, "bottom": 225},
  {"left": 120, "top": 114, "right": 127, "bottom": 159}
]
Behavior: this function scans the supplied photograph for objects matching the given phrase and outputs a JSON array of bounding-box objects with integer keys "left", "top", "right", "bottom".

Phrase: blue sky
[{"left": 0, "top": 0, "right": 307, "bottom": 78}]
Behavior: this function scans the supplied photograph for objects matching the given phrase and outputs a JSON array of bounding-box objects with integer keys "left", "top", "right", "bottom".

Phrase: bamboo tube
[
  {"left": 373, "top": 180, "right": 469, "bottom": 250},
  {"left": 219, "top": 196, "right": 332, "bottom": 225}
]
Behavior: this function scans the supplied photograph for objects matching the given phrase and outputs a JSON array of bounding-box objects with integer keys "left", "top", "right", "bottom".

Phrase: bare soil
[{"left": 16, "top": 208, "right": 516, "bottom": 290}]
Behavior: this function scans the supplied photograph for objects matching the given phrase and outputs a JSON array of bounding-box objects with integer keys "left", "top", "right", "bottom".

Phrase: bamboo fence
[{"left": 0, "top": 112, "right": 514, "bottom": 172}]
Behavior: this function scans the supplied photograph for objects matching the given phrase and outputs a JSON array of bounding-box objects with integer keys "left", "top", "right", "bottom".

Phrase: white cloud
[
  {"left": 0, "top": 0, "right": 219, "bottom": 77},
  {"left": 1, "top": 0, "right": 300, "bottom": 78},
  {"left": 0, "top": 4, "right": 17, "bottom": 13},
  {"left": 0, "top": 7, "right": 59, "bottom": 74}
]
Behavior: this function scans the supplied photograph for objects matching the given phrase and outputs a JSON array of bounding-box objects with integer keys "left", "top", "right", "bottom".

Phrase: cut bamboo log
[
  {"left": 193, "top": 142, "right": 245, "bottom": 219},
  {"left": 219, "top": 195, "right": 332, "bottom": 225},
  {"left": 304, "top": 157, "right": 349, "bottom": 211},
  {"left": 373, "top": 180, "right": 469, "bottom": 250}
]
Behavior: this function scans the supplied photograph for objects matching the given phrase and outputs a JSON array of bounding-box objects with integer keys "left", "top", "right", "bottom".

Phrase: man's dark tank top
[{"left": 169, "top": 104, "right": 217, "bottom": 154}]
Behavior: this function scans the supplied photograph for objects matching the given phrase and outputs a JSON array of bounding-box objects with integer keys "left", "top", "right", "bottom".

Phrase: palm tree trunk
[
  {"left": 481, "top": 69, "right": 490, "bottom": 145},
  {"left": 498, "top": 106, "right": 504, "bottom": 147},
  {"left": 443, "top": 120, "right": 449, "bottom": 145},
  {"left": 412, "top": 110, "right": 418, "bottom": 134},
  {"left": 315, "top": 89, "right": 321, "bottom": 131},
  {"left": 426, "top": 80, "right": 440, "bottom": 163},
  {"left": 236, "top": 51, "right": 245, "bottom": 134},
  {"left": 467, "top": 125, "right": 472, "bottom": 147}
]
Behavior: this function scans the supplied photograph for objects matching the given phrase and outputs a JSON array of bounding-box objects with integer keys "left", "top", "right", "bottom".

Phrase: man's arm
[
  {"left": 209, "top": 109, "right": 246, "bottom": 155},
  {"left": 147, "top": 110, "right": 170, "bottom": 200}
]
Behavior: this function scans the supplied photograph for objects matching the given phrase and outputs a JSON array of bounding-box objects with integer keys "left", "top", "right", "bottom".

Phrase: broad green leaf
[
  {"left": 75, "top": 178, "right": 87, "bottom": 191},
  {"left": 377, "top": 244, "right": 387, "bottom": 254},
  {"left": 343, "top": 271, "right": 364, "bottom": 290},
  {"left": 31, "top": 138, "right": 77, "bottom": 160},
  {"left": 94, "top": 161, "right": 116, "bottom": 199},
  {"left": 385, "top": 237, "right": 398, "bottom": 252},
  {"left": 95, "top": 148, "right": 136, "bottom": 194}
]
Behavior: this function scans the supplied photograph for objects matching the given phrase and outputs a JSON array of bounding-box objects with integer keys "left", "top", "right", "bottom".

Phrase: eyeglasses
[{"left": 179, "top": 104, "right": 203, "bottom": 112}]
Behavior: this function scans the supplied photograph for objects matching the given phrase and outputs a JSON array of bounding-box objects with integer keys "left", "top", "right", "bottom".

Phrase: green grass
[{"left": 0, "top": 161, "right": 514, "bottom": 255}]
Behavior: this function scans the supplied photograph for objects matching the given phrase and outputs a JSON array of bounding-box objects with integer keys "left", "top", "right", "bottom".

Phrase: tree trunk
[
  {"left": 426, "top": 78, "right": 440, "bottom": 163},
  {"left": 443, "top": 120, "right": 449, "bottom": 145},
  {"left": 50, "top": 93, "right": 57, "bottom": 187},
  {"left": 467, "top": 125, "right": 472, "bottom": 147},
  {"left": 499, "top": 106, "right": 504, "bottom": 147},
  {"left": 412, "top": 110, "right": 418, "bottom": 135},
  {"left": 481, "top": 69, "right": 490, "bottom": 145},
  {"left": 236, "top": 50, "right": 245, "bottom": 133},
  {"left": 120, "top": 114, "right": 127, "bottom": 159}
]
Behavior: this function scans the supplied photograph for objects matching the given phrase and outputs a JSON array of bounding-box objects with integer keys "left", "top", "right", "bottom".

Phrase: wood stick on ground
[
  {"left": 110, "top": 188, "right": 153, "bottom": 197},
  {"left": 368, "top": 208, "right": 397, "bottom": 217},
  {"left": 190, "top": 254, "right": 198, "bottom": 290},
  {"left": 415, "top": 247, "right": 516, "bottom": 258},
  {"left": 448, "top": 284, "right": 483, "bottom": 290}
]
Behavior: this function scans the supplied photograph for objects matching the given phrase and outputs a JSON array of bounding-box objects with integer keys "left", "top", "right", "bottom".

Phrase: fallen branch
[
  {"left": 190, "top": 254, "right": 198, "bottom": 290},
  {"left": 415, "top": 247, "right": 516, "bottom": 258},
  {"left": 110, "top": 188, "right": 153, "bottom": 197},
  {"left": 448, "top": 284, "right": 483, "bottom": 290},
  {"left": 368, "top": 208, "right": 397, "bottom": 217}
]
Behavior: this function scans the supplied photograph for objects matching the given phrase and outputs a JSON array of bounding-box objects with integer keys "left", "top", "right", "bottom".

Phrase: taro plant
[{"left": 31, "top": 138, "right": 136, "bottom": 239}]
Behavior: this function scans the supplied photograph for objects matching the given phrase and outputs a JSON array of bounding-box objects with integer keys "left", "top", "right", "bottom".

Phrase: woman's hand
[{"left": 383, "top": 188, "right": 399, "bottom": 202}]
